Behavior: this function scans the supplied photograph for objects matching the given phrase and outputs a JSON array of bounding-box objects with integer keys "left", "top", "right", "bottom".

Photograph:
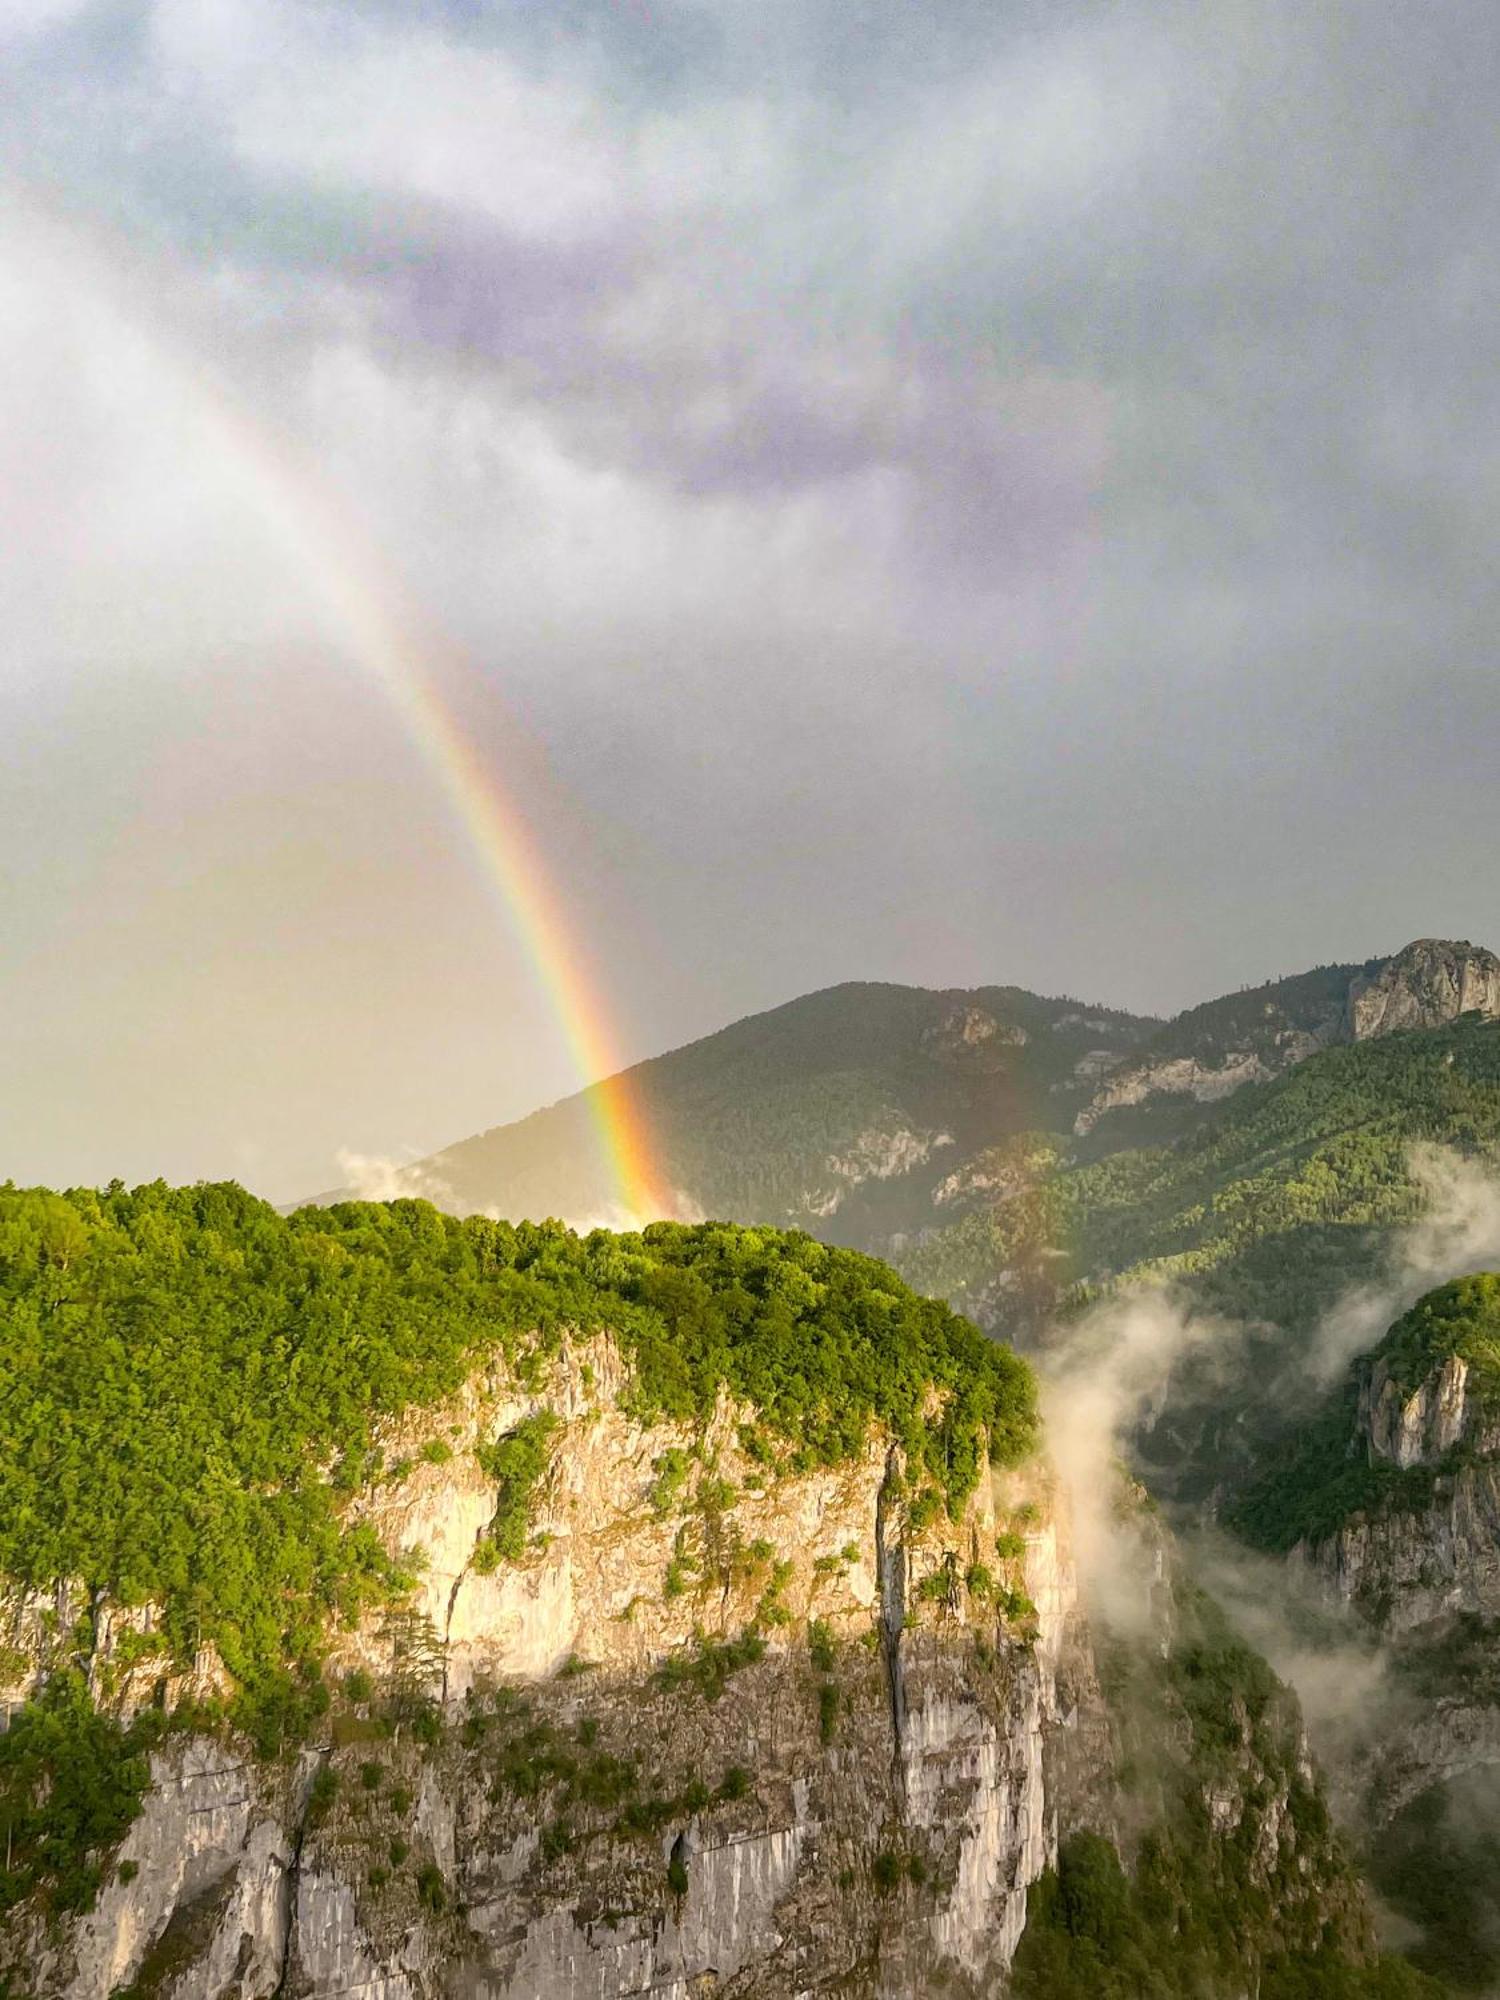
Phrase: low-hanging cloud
[
  {"left": 1039, "top": 1144, "right": 1500, "bottom": 1835},
  {"left": 1309, "top": 1144, "right": 1500, "bottom": 1385}
]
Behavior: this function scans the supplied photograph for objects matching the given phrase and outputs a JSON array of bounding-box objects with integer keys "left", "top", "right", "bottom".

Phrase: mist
[{"left": 1040, "top": 1152, "right": 1500, "bottom": 1976}]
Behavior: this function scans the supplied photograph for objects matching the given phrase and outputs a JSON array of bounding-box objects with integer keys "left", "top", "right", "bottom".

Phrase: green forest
[
  {"left": 0, "top": 1182, "right": 1035, "bottom": 1726},
  {"left": 902, "top": 1017, "right": 1500, "bottom": 1336}
]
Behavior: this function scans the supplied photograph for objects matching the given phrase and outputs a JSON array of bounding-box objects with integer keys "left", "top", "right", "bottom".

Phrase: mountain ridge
[{"left": 315, "top": 939, "right": 1500, "bottom": 1248}]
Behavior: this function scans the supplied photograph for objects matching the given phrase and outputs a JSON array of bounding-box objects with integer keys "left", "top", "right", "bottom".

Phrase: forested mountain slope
[
  {"left": 315, "top": 942, "right": 1500, "bottom": 1284},
  {"left": 329, "top": 979, "right": 1156, "bottom": 1235}
]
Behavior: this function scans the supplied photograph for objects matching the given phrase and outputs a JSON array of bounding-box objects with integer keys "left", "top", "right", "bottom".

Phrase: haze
[{"left": 3, "top": 0, "right": 1498, "bottom": 1203}]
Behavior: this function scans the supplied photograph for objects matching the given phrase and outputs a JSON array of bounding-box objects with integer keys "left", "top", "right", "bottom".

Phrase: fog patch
[
  {"left": 1309, "top": 1144, "right": 1500, "bottom": 1385},
  {"left": 1040, "top": 1285, "right": 1226, "bottom": 1636},
  {"left": 334, "top": 1146, "right": 460, "bottom": 1211}
]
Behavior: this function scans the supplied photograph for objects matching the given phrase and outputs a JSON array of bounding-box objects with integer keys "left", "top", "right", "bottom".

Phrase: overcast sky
[{"left": 3, "top": 0, "right": 1499, "bottom": 1202}]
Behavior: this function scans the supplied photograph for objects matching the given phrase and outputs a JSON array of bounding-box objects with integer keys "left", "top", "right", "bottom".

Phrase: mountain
[
  {"left": 0, "top": 1184, "right": 1430, "bottom": 1999},
  {"left": 1228, "top": 1275, "right": 1500, "bottom": 1992},
  {"left": 332, "top": 980, "right": 1159, "bottom": 1236},
  {"left": 322, "top": 941, "right": 1500, "bottom": 1264}
]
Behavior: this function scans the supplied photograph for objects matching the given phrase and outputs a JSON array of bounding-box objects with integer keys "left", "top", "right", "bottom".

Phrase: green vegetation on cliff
[
  {"left": 0, "top": 1671, "right": 157, "bottom": 1917},
  {"left": 903, "top": 1018, "right": 1500, "bottom": 1336},
  {"left": 1378, "top": 1274, "right": 1500, "bottom": 1406},
  {"left": 0, "top": 1181, "right": 1035, "bottom": 1719},
  {"left": 1014, "top": 1576, "right": 1442, "bottom": 1999},
  {"left": 1230, "top": 1275, "right": 1500, "bottom": 1555}
]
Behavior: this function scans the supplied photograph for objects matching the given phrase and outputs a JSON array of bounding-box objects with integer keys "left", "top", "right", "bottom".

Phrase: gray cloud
[{"left": 3, "top": 0, "right": 1500, "bottom": 1198}]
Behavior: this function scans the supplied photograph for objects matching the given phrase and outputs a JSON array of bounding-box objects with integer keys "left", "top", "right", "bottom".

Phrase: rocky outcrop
[
  {"left": 800, "top": 1126, "right": 954, "bottom": 1220},
  {"left": 1291, "top": 1342, "right": 1500, "bottom": 1633},
  {"left": 1347, "top": 939, "right": 1500, "bottom": 1041},
  {"left": 1360, "top": 1350, "right": 1500, "bottom": 1469},
  {"left": 1074, "top": 1048, "right": 1286, "bottom": 1135},
  {"left": 1295, "top": 1460, "right": 1500, "bottom": 1635},
  {"left": 1075, "top": 939, "right": 1500, "bottom": 1138},
  {"left": 921, "top": 1004, "right": 1029, "bottom": 1066}
]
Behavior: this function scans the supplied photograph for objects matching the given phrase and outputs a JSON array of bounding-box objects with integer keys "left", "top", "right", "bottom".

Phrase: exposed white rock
[
  {"left": 9, "top": 1344, "right": 1110, "bottom": 2000},
  {"left": 1347, "top": 939, "right": 1500, "bottom": 1040},
  {"left": 1075, "top": 1050, "right": 1277, "bottom": 1136},
  {"left": 293, "top": 1871, "right": 415, "bottom": 2000},
  {"left": 64, "top": 1739, "right": 267, "bottom": 2000},
  {"left": 801, "top": 1126, "right": 954, "bottom": 1218},
  {"left": 1363, "top": 1353, "right": 1475, "bottom": 1468}
]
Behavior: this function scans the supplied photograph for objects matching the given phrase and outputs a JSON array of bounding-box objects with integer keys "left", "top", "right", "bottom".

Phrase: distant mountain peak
[
  {"left": 1074, "top": 939, "right": 1500, "bottom": 1139},
  {"left": 1347, "top": 937, "right": 1500, "bottom": 1040}
]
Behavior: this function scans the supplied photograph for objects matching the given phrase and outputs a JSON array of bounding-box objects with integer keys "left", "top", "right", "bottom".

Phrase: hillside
[
  {"left": 341, "top": 980, "right": 1158, "bottom": 1235},
  {"left": 1225, "top": 1277, "right": 1500, "bottom": 1992},
  {"left": 0, "top": 1184, "right": 1431, "bottom": 1999},
  {"left": 317, "top": 943, "right": 1500, "bottom": 1277}
]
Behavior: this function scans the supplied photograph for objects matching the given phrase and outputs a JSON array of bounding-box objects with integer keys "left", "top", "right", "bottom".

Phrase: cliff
[
  {"left": 0, "top": 1189, "right": 1405, "bottom": 1998},
  {"left": 0, "top": 1344, "right": 1384, "bottom": 2000},
  {"left": 0, "top": 1334, "right": 1093, "bottom": 1999}
]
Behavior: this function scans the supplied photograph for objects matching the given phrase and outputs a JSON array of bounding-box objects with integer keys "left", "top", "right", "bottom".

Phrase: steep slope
[
  {"left": 313, "top": 941, "right": 1500, "bottom": 1281},
  {"left": 900, "top": 1016, "right": 1500, "bottom": 1344},
  {"left": 1229, "top": 1277, "right": 1500, "bottom": 1991},
  {"left": 0, "top": 1184, "right": 1423, "bottom": 1998},
  {"left": 1072, "top": 939, "right": 1500, "bottom": 1150}
]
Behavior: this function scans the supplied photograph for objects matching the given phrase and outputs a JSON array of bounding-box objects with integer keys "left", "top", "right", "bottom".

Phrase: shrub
[
  {"left": 648, "top": 1448, "right": 692, "bottom": 1517},
  {"left": 655, "top": 1631, "right": 766, "bottom": 1702},
  {"left": 477, "top": 1412, "right": 561, "bottom": 1562},
  {"left": 717, "top": 1765, "right": 751, "bottom": 1802},
  {"left": 307, "top": 1766, "right": 340, "bottom": 1824},
  {"left": 808, "top": 1618, "right": 837, "bottom": 1674}
]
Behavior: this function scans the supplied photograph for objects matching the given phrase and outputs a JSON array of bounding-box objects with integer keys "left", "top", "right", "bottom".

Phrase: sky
[{"left": 3, "top": 0, "right": 1499, "bottom": 1204}]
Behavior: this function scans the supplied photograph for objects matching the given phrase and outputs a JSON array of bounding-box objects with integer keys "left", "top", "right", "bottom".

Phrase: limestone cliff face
[
  {"left": 1359, "top": 1349, "right": 1500, "bottom": 1472},
  {"left": 1293, "top": 1342, "right": 1500, "bottom": 1636},
  {"left": 1346, "top": 938, "right": 1500, "bottom": 1041},
  {"left": 1074, "top": 938, "right": 1500, "bottom": 1138},
  {"left": 1283, "top": 1349, "right": 1500, "bottom": 1873},
  {"left": 1073, "top": 1046, "right": 1293, "bottom": 1136},
  {"left": 2, "top": 1339, "right": 1109, "bottom": 2000}
]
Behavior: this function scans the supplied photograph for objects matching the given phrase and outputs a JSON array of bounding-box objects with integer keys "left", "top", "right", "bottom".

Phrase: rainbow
[
  {"left": 21, "top": 194, "right": 669, "bottom": 1224},
  {"left": 208, "top": 411, "right": 671, "bottom": 1226}
]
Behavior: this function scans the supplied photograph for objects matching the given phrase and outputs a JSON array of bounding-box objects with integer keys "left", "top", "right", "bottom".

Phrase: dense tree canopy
[{"left": 0, "top": 1182, "right": 1035, "bottom": 1712}]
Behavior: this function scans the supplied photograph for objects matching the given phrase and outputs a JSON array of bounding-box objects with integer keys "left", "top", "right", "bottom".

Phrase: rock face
[
  {"left": 1346, "top": 939, "right": 1500, "bottom": 1042},
  {"left": 1074, "top": 1047, "right": 1286, "bottom": 1135},
  {"left": 1360, "top": 1350, "right": 1500, "bottom": 1471},
  {"left": 800, "top": 1125, "right": 954, "bottom": 1220},
  {"left": 2, "top": 1340, "right": 1108, "bottom": 2000},
  {"left": 1297, "top": 1340, "right": 1500, "bottom": 1636},
  {"left": 1075, "top": 939, "right": 1500, "bottom": 1138}
]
